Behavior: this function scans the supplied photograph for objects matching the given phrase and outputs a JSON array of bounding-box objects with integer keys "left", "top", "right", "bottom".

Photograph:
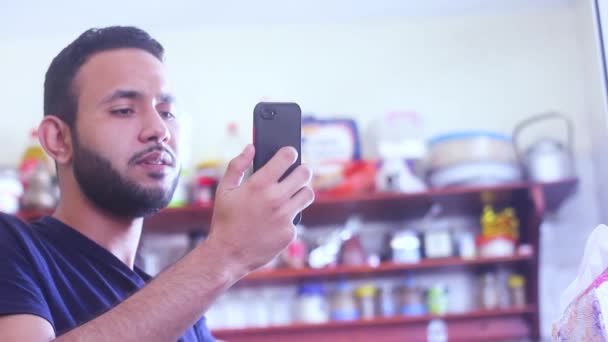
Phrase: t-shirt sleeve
[
  {"left": 0, "top": 220, "right": 53, "bottom": 328},
  {"left": 194, "top": 316, "right": 216, "bottom": 341}
]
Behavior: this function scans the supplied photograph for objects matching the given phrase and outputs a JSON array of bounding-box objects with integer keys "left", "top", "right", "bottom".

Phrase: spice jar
[
  {"left": 398, "top": 278, "right": 427, "bottom": 316},
  {"left": 295, "top": 283, "right": 328, "bottom": 324},
  {"left": 508, "top": 274, "right": 527, "bottom": 307},
  {"left": 330, "top": 281, "right": 359, "bottom": 321},
  {"left": 480, "top": 272, "right": 499, "bottom": 310},
  {"left": 355, "top": 284, "right": 377, "bottom": 319},
  {"left": 377, "top": 284, "right": 397, "bottom": 317},
  {"left": 427, "top": 284, "right": 449, "bottom": 315}
]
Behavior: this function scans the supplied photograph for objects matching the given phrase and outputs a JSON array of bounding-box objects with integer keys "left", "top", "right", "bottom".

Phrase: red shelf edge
[
  {"left": 12, "top": 178, "right": 578, "bottom": 232},
  {"left": 243, "top": 254, "right": 534, "bottom": 282},
  {"left": 212, "top": 305, "right": 537, "bottom": 336}
]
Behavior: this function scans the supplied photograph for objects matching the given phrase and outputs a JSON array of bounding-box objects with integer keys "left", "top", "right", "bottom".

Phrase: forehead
[{"left": 74, "top": 48, "right": 168, "bottom": 102}]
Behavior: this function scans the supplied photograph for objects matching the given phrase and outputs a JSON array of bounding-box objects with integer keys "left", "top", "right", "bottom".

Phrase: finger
[
  {"left": 273, "top": 165, "right": 313, "bottom": 201},
  {"left": 217, "top": 144, "right": 255, "bottom": 191},
  {"left": 278, "top": 186, "right": 315, "bottom": 221},
  {"left": 251, "top": 146, "right": 298, "bottom": 185}
]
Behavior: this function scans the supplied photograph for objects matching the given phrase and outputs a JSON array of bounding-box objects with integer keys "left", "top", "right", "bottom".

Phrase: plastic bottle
[
  {"left": 330, "top": 280, "right": 359, "bottom": 321},
  {"left": 480, "top": 272, "right": 499, "bottom": 310}
]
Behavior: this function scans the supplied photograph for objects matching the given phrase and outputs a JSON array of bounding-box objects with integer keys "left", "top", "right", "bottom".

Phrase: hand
[{"left": 205, "top": 144, "right": 314, "bottom": 276}]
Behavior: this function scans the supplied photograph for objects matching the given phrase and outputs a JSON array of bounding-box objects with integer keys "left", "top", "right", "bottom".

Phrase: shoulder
[
  {"left": 0, "top": 212, "right": 33, "bottom": 238},
  {"left": 0, "top": 212, "right": 45, "bottom": 254}
]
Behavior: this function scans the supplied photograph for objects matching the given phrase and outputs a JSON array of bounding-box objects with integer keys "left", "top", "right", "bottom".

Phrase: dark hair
[{"left": 43, "top": 26, "right": 164, "bottom": 128}]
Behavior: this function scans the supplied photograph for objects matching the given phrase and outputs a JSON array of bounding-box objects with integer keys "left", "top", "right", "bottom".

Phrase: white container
[
  {"left": 294, "top": 283, "right": 328, "bottom": 324},
  {"left": 457, "top": 232, "right": 477, "bottom": 260},
  {"left": 244, "top": 289, "right": 270, "bottom": 328},
  {"left": 428, "top": 131, "right": 517, "bottom": 170},
  {"left": 268, "top": 288, "right": 294, "bottom": 326},
  {"left": 225, "top": 291, "right": 247, "bottom": 329},
  {"left": 391, "top": 230, "right": 421, "bottom": 263},
  {"left": 428, "top": 161, "right": 522, "bottom": 188}
]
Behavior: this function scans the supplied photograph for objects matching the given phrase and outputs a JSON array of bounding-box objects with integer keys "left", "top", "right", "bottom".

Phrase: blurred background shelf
[
  {"left": 12, "top": 178, "right": 576, "bottom": 341},
  {"left": 212, "top": 306, "right": 537, "bottom": 342},
  {"left": 242, "top": 254, "right": 534, "bottom": 284},
  {"left": 14, "top": 178, "right": 577, "bottom": 234},
  {"left": 145, "top": 178, "right": 577, "bottom": 232}
]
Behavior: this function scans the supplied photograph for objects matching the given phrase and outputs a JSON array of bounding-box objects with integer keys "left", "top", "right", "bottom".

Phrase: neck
[{"left": 53, "top": 183, "right": 143, "bottom": 269}]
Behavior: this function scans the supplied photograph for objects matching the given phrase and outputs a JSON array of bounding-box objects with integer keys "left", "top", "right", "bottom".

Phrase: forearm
[{"left": 55, "top": 240, "right": 244, "bottom": 342}]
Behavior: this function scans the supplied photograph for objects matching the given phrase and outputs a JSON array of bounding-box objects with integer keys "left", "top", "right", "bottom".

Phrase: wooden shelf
[
  {"left": 10, "top": 179, "right": 572, "bottom": 341},
  {"left": 214, "top": 306, "right": 536, "bottom": 333},
  {"left": 142, "top": 178, "right": 577, "bottom": 233},
  {"left": 212, "top": 306, "right": 537, "bottom": 342},
  {"left": 13, "top": 178, "right": 578, "bottom": 234},
  {"left": 241, "top": 254, "right": 533, "bottom": 284}
]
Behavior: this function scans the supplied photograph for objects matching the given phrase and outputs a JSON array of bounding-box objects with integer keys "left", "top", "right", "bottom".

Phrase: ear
[{"left": 38, "top": 116, "right": 73, "bottom": 165}]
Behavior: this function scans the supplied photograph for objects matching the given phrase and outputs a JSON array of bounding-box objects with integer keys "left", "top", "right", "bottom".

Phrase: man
[{"left": 0, "top": 26, "right": 313, "bottom": 341}]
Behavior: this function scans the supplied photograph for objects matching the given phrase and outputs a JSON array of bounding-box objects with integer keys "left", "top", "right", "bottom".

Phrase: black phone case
[{"left": 253, "top": 102, "right": 303, "bottom": 224}]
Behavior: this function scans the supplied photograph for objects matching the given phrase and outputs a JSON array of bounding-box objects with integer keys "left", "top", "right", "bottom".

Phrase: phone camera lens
[{"left": 261, "top": 107, "right": 277, "bottom": 119}]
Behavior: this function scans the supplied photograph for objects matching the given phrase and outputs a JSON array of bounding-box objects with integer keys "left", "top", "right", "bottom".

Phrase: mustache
[{"left": 128, "top": 144, "right": 176, "bottom": 166}]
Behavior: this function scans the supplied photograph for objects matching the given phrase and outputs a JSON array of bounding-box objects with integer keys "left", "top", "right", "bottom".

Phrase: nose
[{"left": 139, "top": 105, "right": 171, "bottom": 144}]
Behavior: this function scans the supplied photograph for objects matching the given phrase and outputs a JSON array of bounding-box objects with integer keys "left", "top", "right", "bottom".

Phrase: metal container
[
  {"left": 513, "top": 112, "right": 575, "bottom": 182},
  {"left": 427, "top": 131, "right": 522, "bottom": 187}
]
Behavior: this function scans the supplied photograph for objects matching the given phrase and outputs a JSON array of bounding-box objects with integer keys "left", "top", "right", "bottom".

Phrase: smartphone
[{"left": 253, "top": 101, "right": 303, "bottom": 224}]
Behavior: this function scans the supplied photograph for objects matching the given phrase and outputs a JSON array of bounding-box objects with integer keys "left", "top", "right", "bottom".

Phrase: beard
[{"left": 71, "top": 138, "right": 179, "bottom": 219}]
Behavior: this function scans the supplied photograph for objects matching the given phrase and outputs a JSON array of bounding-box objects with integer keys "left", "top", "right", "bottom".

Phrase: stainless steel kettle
[{"left": 513, "top": 112, "right": 575, "bottom": 182}]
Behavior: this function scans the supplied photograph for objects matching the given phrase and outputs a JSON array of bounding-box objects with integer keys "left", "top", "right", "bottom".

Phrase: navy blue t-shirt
[{"left": 0, "top": 213, "right": 214, "bottom": 341}]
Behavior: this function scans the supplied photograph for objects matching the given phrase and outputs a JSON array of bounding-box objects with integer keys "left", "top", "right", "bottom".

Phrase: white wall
[
  {"left": 535, "top": 0, "right": 608, "bottom": 336},
  {"left": 0, "top": 5, "right": 591, "bottom": 169},
  {"left": 577, "top": 0, "right": 608, "bottom": 222}
]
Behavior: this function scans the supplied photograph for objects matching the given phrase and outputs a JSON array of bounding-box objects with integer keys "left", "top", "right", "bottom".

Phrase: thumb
[{"left": 218, "top": 144, "right": 255, "bottom": 190}]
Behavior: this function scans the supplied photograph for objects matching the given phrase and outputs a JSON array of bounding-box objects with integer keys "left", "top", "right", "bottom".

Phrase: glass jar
[
  {"left": 268, "top": 288, "right": 294, "bottom": 326},
  {"left": 508, "top": 274, "right": 527, "bottom": 307},
  {"left": 377, "top": 284, "right": 397, "bottom": 317},
  {"left": 355, "top": 284, "right": 377, "bottom": 319},
  {"left": 295, "top": 283, "right": 328, "bottom": 324},
  {"left": 480, "top": 273, "right": 499, "bottom": 310},
  {"left": 330, "top": 281, "right": 359, "bottom": 321},
  {"left": 427, "top": 284, "right": 449, "bottom": 315},
  {"left": 398, "top": 278, "right": 427, "bottom": 316}
]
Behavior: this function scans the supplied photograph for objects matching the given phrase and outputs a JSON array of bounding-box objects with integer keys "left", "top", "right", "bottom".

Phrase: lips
[{"left": 136, "top": 150, "right": 174, "bottom": 167}]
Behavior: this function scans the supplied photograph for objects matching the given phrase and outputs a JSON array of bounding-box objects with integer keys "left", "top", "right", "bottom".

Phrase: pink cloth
[{"left": 553, "top": 269, "right": 608, "bottom": 341}]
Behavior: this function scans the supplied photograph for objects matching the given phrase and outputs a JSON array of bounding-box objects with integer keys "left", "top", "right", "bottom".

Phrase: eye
[
  {"left": 159, "top": 111, "right": 176, "bottom": 120},
  {"left": 111, "top": 108, "right": 134, "bottom": 116}
]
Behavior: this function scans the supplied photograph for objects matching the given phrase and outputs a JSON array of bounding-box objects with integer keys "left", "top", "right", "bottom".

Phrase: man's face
[{"left": 70, "top": 48, "right": 180, "bottom": 218}]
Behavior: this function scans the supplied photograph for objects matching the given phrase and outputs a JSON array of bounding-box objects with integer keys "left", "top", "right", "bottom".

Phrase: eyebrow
[
  {"left": 100, "top": 89, "right": 176, "bottom": 105},
  {"left": 159, "top": 93, "right": 175, "bottom": 104}
]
